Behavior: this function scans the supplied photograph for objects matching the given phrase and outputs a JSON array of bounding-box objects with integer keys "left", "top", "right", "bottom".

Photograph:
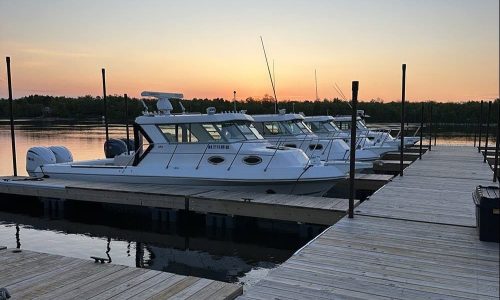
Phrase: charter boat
[
  {"left": 303, "top": 115, "right": 397, "bottom": 156},
  {"left": 332, "top": 114, "right": 420, "bottom": 149},
  {"left": 26, "top": 92, "right": 347, "bottom": 196},
  {"left": 251, "top": 111, "right": 378, "bottom": 172}
]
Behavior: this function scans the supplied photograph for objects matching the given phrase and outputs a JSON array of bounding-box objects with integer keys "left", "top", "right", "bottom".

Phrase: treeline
[{"left": 0, "top": 94, "right": 498, "bottom": 124}]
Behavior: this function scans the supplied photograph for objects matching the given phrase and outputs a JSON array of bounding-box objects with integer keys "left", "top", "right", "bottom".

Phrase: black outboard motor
[
  {"left": 120, "top": 138, "right": 135, "bottom": 152},
  {"left": 104, "top": 139, "right": 128, "bottom": 158}
]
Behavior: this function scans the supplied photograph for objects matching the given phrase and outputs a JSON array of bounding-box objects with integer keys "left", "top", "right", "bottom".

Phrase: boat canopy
[
  {"left": 136, "top": 112, "right": 254, "bottom": 125},
  {"left": 252, "top": 113, "right": 304, "bottom": 122}
]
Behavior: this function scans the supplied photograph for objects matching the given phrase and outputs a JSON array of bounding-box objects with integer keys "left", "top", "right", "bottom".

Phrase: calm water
[{"left": 0, "top": 123, "right": 319, "bottom": 288}]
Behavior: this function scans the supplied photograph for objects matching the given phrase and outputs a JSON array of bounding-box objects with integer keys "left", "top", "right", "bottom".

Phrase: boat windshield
[
  {"left": 308, "top": 121, "right": 339, "bottom": 133},
  {"left": 281, "top": 120, "right": 312, "bottom": 135},
  {"left": 159, "top": 121, "right": 262, "bottom": 143},
  {"left": 356, "top": 119, "right": 369, "bottom": 130}
]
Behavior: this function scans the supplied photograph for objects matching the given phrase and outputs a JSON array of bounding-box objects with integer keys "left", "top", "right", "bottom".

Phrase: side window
[
  {"left": 159, "top": 125, "right": 177, "bottom": 142},
  {"left": 263, "top": 122, "right": 281, "bottom": 135},
  {"left": 202, "top": 124, "right": 222, "bottom": 141},
  {"left": 158, "top": 124, "right": 200, "bottom": 143}
]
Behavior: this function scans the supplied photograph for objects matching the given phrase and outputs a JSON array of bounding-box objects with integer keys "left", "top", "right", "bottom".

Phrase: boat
[
  {"left": 25, "top": 92, "right": 347, "bottom": 196},
  {"left": 251, "top": 111, "right": 378, "bottom": 172},
  {"left": 303, "top": 115, "right": 398, "bottom": 156},
  {"left": 332, "top": 112, "right": 420, "bottom": 149}
]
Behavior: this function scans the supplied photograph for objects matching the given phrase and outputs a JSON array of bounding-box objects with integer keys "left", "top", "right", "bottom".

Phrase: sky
[{"left": 0, "top": 0, "right": 498, "bottom": 102}]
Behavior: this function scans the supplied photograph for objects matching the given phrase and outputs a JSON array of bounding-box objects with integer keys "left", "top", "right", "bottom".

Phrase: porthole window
[
  {"left": 208, "top": 156, "right": 225, "bottom": 165},
  {"left": 309, "top": 144, "right": 323, "bottom": 150},
  {"left": 243, "top": 156, "right": 262, "bottom": 165},
  {"left": 284, "top": 143, "right": 297, "bottom": 148}
]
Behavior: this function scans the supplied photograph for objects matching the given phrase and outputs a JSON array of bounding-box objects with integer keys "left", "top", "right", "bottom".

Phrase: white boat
[
  {"left": 251, "top": 111, "right": 378, "bottom": 172},
  {"left": 303, "top": 115, "right": 397, "bottom": 156},
  {"left": 25, "top": 92, "right": 347, "bottom": 196},
  {"left": 332, "top": 114, "right": 420, "bottom": 149}
]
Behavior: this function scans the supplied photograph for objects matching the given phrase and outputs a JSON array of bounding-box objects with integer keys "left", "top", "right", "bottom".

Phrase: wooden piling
[
  {"left": 125, "top": 94, "right": 130, "bottom": 154},
  {"left": 484, "top": 101, "right": 491, "bottom": 163},
  {"left": 494, "top": 102, "right": 499, "bottom": 181},
  {"left": 400, "top": 64, "right": 406, "bottom": 176},
  {"left": 6, "top": 57, "right": 17, "bottom": 176},
  {"left": 102, "top": 68, "right": 109, "bottom": 142},
  {"left": 478, "top": 100, "right": 483, "bottom": 152},
  {"left": 419, "top": 102, "right": 424, "bottom": 159},
  {"left": 348, "top": 81, "right": 358, "bottom": 219}
]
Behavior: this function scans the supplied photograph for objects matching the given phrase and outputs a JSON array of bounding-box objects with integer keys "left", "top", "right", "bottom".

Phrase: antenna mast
[{"left": 260, "top": 36, "right": 278, "bottom": 114}]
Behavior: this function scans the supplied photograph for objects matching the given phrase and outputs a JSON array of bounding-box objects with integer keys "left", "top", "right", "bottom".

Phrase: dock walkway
[
  {"left": 242, "top": 146, "right": 500, "bottom": 299},
  {"left": 0, "top": 247, "right": 242, "bottom": 299}
]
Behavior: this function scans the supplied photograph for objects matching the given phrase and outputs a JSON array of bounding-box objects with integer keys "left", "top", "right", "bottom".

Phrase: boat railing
[
  {"left": 165, "top": 143, "right": 179, "bottom": 169},
  {"left": 195, "top": 144, "right": 210, "bottom": 170},
  {"left": 227, "top": 142, "right": 244, "bottom": 171}
]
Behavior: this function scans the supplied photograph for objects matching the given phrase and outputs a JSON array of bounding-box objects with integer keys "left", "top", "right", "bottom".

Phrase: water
[{"left": 0, "top": 122, "right": 317, "bottom": 287}]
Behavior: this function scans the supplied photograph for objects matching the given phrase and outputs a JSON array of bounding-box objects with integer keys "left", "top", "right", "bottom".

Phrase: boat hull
[{"left": 38, "top": 171, "right": 343, "bottom": 197}]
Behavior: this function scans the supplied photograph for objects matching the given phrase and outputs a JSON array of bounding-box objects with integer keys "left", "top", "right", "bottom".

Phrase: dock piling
[
  {"left": 478, "top": 100, "right": 483, "bottom": 152},
  {"left": 102, "top": 68, "right": 109, "bottom": 142},
  {"left": 493, "top": 102, "right": 499, "bottom": 182},
  {"left": 6, "top": 57, "right": 18, "bottom": 176},
  {"left": 428, "top": 103, "right": 433, "bottom": 151},
  {"left": 400, "top": 64, "right": 406, "bottom": 176},
  {"left": 419, "top": 102, "right": 424, "bottom": 159},
  {"left": 484, "top": 101, "right": 491, "bottom": 163},
  {"left": 348, "top": 81, "right": 358, "bottom": 219},
  {"left": 125, "top": 94, "right": 130, "bottom": 154}
]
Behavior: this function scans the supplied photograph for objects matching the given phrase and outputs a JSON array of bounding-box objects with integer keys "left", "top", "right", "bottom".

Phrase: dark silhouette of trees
[{"left": 0, "top": 94, "right": 497, "bottom": 124}]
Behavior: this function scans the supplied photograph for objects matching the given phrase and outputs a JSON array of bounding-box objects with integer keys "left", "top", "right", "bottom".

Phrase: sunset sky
[{"left": 0, "top": 0, "right": 498, "bottom": 102}]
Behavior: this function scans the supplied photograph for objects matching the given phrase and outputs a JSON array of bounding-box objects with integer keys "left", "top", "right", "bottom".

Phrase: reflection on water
[
  {"left": 0, "top": 123, "right": 126, "bottom": 176},
  {"left": 0, "top": 197, "right": 315, "bottom": 286}
]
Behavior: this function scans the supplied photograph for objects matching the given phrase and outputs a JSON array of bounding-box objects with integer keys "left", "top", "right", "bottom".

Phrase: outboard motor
[
  {"left": 104, "top": 138, "right": 128, "bottom": 158},
  {"left": 26, "top": 147, "right": 56, "bottom": 177},
  {"left": 120, "top": 138, "right": 135, "bottom": 152},
  {"left": 48, "top": 146, "right": 73, "bottom": 163}
]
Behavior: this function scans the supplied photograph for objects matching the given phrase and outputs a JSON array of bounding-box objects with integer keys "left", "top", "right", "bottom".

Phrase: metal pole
[
  {"left": 400, "top": 64, "right": 406, "bottom": 176},
  {"left": 348, "top": 81, "right": 358, "bottom": 219},
  {"left": 125, "top": 94, "right": 130, "bottom": 155},
  {"left": 493, "top": 102, "right": 499, "bottom": 182},
  {"left": 233, "top": 91, "right": 237, "bottom": 112},
  {"left": 428, "top": 103, "right": 432, "bottom": 151},
  {"left": 478, "top": 100, "right": 483, "bottom": 152},
  {"left": 102, "top": 68, "right": 109, "bottom": 142},
  {"left": 419, "top": 102, "right": 424, "bottom": 159},
  {"left": 484, "top": 101, "right": 491, "bottom": 163},
  {"left": 6, "top": 57, "right": 17, "bottom": 176}
]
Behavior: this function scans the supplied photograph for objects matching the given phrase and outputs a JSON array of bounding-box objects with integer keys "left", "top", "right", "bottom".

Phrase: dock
[
  {"left": 0, "top": 247, "right": 242, "bottom": 299},
  {"left": 241, "top": 146, "right": 500, "bottom": 299},
  {"left": 0, "top": 174, "right": 392, "bottom": 226},
  {"left": 0, "top": 178, "right": 356, "bottom": 226}
]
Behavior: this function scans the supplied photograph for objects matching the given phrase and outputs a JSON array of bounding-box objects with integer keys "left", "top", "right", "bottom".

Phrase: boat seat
[{"left": 113, "top": 154, "right": 134, "bottom": 166}]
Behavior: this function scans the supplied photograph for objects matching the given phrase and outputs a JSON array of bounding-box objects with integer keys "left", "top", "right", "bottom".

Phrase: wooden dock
[
  {"left": 0, "top": 247, "right": 242, "bottom": 299},
  {"left": 0, "top": 176, "right": 393, "bottom": 226},
  {"left": 242, "top": 146, "right": 500, "bottom": 299}
]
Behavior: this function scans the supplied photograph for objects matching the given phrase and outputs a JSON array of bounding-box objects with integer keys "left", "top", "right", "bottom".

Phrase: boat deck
[
  {"left": 241, "top": 146, "right": 500, "bottom": 299},
  {"left": 0, "top": 247, "right": 242, "bottom": 299}
]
